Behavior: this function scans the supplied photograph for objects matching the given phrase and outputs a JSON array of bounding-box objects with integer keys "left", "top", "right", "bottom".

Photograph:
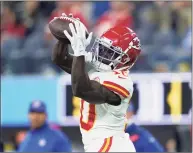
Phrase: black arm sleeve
[
  {"left": 71, "top": 56, "right": 121, "bottom": 105},
  {"left": 51, "top": 41, "right": 73, "bottom": 74}
]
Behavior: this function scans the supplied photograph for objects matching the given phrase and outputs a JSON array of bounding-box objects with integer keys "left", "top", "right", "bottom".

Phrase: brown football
[{"left": 48, "top": 16, "right": 88, "bottom": 44}]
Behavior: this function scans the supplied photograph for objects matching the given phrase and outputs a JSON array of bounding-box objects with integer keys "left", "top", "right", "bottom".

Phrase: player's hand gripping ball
[
  {"left": 48, "top": 13, "right": 89, "bottom": 44},
  {"left": 63, "top": 17, "right": 93, "bottom": 57}
]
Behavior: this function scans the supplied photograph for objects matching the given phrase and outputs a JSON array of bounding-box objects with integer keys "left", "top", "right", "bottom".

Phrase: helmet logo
[{"left": 131, "top": 37, "right": 141, "bottom": 50}]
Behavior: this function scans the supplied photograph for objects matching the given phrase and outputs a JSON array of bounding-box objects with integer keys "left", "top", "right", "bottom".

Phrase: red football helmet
[{"left": 90, "top": 26, "right": 141, "bottom": 72}]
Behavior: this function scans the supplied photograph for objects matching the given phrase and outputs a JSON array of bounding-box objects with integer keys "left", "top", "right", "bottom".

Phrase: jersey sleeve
[{"left": 102, "top": 72, "right": 133, "bottom": 100}]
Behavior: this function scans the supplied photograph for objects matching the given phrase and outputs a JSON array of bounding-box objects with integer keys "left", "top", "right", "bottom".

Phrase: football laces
[{"left": 59, "top": 16, "right": 76, "bottom": 23}]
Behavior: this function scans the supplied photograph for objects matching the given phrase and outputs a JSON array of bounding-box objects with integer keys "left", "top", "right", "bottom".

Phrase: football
[{"left": 48, "top": 16, "right": 88, "bottom": 44}]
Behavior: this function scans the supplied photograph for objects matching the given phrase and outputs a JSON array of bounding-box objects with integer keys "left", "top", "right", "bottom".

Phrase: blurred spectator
[
  {"left": 94, "top": 2, "right": 134, "bottom": 36},
  {"left": 176, "top": 62, "right": 191, "bottom": 72},
  {"left": 166, "top": 138, "right": 177, "bottom": 152},
  {"left": 16, "top": 131, "right": 27, "bottom": 147},
  {"left": 133, "top": 2, "right": 156, "bottom": 45},
  {"left": 0, "top": 140, "right": 4, "bottom": 152},
  {"left": 11, "top": 131, "right": 27, "bottom": 151},
  {"left": 164, "top": 126, "right": 184, "bottom": 152},
  {"left": 22, "top": 1, "right": 44, "bottom": 36},
  {"left": 0, "top": 1, "right": 191, "bottom": 75},
  {"left": 1, "top": 6, "right": 26, "bottom": 44},
  {"left": 176, "top": 125, "right": 192, "bottom": 151},
  {"left": 170, "top": 1, "right": 191, "bottom": 36},
  {"left": 172, "top": 55, "right": 192, "bottom": 72},
  {"left": 11, "top": 125, "right": 63, "bottom": 151},
  {"left": 125, "top": 103, "right": 165, "bottom": 152},
  {"left": 18, "top": 100, "right": 72, "bottom": 152},
  {"left": 152, "top": 1, "right": 191, "bottom": 45},
  {"left": 153, "top": 62, "right": 170, "bottom": 73},
  {"left": 182, "top": 27, "right": 192, "bottom": 52},
  {"left": 38, "top": 1, "right": 56, "bottom": 18}
]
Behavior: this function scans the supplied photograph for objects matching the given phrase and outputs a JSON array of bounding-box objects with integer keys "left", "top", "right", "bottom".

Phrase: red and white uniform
[{"left": 79, "top": 70, "right": 135, "bottom": 152}]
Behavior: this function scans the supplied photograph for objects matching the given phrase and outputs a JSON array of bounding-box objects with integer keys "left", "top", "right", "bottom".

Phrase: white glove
[{"left": 63, "top": 20, "right": 93, "bottom": 57}]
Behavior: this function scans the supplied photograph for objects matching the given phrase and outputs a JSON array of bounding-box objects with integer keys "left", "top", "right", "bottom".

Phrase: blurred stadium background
[{"left": 1, "top": 1, "right": 192, "bottom": 152}]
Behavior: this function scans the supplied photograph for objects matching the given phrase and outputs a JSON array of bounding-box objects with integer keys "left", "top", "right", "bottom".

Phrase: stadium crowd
[{"left": 1, "top": 1, "right": 192, "bottom": 75}]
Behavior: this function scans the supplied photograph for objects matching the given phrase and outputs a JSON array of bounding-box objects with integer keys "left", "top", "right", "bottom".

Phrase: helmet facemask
[{"left": 90, "top": 38, "right": 130, "bottom": 72}]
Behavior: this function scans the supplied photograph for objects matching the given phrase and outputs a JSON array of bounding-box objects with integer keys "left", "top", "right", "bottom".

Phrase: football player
[{"left": 52, "top": 13, "right": 141, "bottom": 152}]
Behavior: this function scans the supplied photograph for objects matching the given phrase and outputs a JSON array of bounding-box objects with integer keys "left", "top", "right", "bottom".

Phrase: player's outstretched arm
[
  {"left": 64, "top": 20, "right": 121, "bottom": 105},
  {"left": 71, "top": 56, "right": 121, "bottom": 105},
  {"left": 51, "top": 41, "right": 73, "bottom": 74}
]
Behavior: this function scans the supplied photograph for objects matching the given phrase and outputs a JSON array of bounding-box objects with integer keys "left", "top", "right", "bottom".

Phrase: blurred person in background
[
  {"left": 11, "top": 131, "right": 27, "bottom": 151},
  {"left": 1, "top": 3, "right": 26, "bottom": 75},
  {"left": 165, "top": 138, "right": 177, "bottom": 152},
  {"left": 1, "top": 1, "right": 49, "bottom": 75},
  {"left": 22, "top": 1, "right": 45, "bottom": 37},
  {"left": 182, "top": 27, "right": 191, "bottom": 52},
  {"left": 11, "top": 124, "right": 63, "bottom": 151},
  {"left": 1, "top": 1, "right": 45, "bottom": 41},
  {"left": 125, "top": 103, "right": 165, "bottom": 152},
  {"left": 170, "top": 1, "right": 191, "bottom": 38},
  {"left": 153, "top": 62, "right": 170, "bottom": 73},
  {"left": 1, "top": 5, "right": 26, "bottom": 44},
  {"left": 152, "top": 1, "right": 191, "bottom": 45},
  {"left": 0, "top": 1, "right": 191, "bottom": 75},
  {"left": 137, "top": 1, "right": 192, "bottom": 73},
  {"left": 94, "top": 1, "right": 134, "bottom": 36},
  {"left": 18, "top": 100, "right": 72, "bottom": 152},
  {"left": 0, "top": 140, "right": 4, "bottom": 152}
]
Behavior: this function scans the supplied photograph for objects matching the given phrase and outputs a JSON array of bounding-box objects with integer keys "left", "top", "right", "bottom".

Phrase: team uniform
[
  {"left": 79, "top": 70, "right": 135, "bottom": 152},
  {"left": 55, "top": 14, "right": 142, "bottom": 152}
]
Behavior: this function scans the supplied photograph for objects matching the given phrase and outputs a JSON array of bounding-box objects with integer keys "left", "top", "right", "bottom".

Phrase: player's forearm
[
  {"left": 56, "top": 64, "right": 72, "bottom": 74},
  {"left": 51, "top": 41, "right": 73, "bottom": 74},
  {"left": 71, "top": 56, "right": 92, "bottom": 96},
  {"left": 71, "top": 56, "right": 121, "bottom": 105},
  {"left": 52, "top": 55, "right": 72, "bottom": 74}
]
